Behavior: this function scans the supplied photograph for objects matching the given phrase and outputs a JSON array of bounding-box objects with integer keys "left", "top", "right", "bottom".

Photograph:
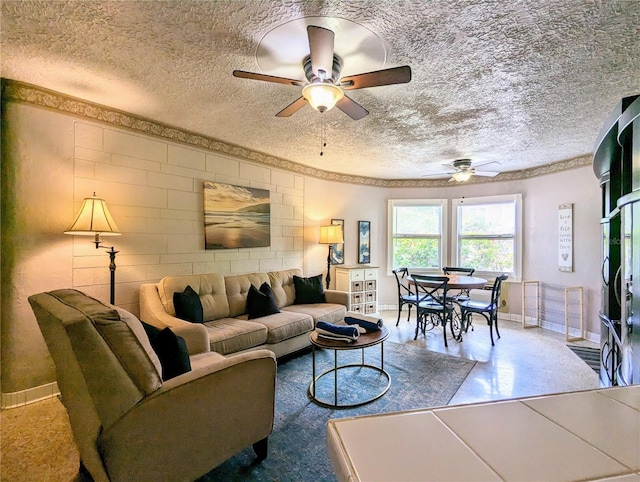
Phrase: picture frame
[
  {"left": 558, "top": 203, "right": 573, "bottom": 272},
  {"left": 331, "top": 219, "right": 344, "bottom": 265},
  {"left": 358, "top": 220, "right": 371, "bottom": 264},
  {"left": 203, "top": 181, "right": 271, "bottom": 249}
]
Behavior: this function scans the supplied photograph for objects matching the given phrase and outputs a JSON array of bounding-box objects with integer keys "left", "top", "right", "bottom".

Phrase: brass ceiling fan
[
  {"left": 425, "top": 159, "right": 501, "bottom": 182},
  {"left": 233, "top": 25, "right": 412, "bottom": 120}
]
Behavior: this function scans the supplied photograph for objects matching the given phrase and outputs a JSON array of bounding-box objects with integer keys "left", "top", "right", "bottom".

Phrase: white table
[{"left": 327, "top": 385, "right": 640, "bottom": 481}]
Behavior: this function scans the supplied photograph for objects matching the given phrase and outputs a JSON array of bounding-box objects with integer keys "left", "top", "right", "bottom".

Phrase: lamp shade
[
  {"left": 64, "top": 194, "right": 121, "bottom": 236},
  {"left": 319, "top": 225, "right": 344, "bottom": 245},
  {"left": 302, "top": 83, "right": 344, "bottom": 113}
]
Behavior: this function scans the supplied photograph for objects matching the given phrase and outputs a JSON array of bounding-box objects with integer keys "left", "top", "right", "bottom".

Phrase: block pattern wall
[{"left": 72, "top": 121, "right": 304, "bottom": 315}]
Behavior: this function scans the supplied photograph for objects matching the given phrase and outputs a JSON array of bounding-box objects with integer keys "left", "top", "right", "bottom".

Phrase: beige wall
[{"left": 1, "top": 96, "right": 601, "bottom": 400}]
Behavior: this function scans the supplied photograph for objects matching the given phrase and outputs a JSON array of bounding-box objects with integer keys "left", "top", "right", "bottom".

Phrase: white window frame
[
  {"left": 387, "top": 198, "right": 448, "bottom": 275},
  {"left": 452, "top": 193, "right": 522, "bottom": 282}
]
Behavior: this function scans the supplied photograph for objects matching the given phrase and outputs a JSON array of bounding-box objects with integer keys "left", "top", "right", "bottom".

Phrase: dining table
[{"left": 406, "top": 274, "right": 488, "bottom": 343}]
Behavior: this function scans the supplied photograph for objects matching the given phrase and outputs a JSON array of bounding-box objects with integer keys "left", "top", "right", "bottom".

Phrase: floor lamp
[
  {"left": 64, "top": 193, "right": 121, "bottom": 304},
  {"left": 319, "top": 225, "right": 344, "bottom": 290}
]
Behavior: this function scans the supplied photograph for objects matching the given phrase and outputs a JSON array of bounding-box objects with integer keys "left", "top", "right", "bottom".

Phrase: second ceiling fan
[
  {"left": 425, "top": 159, "right": 501, "bottom": 183},
  {"left": 233, "top": 25, "right": 411, "bottom": 120}
]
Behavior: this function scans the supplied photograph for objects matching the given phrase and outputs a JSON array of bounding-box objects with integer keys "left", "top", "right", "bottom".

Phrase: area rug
[
  {"left": 200, "top": 341, "right": 476, "bottom": 481},
  {"left": 567, "top": 345, "right": 600, "bottom": 373}
]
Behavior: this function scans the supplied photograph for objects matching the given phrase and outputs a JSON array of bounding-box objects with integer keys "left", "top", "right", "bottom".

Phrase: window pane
[
  {"left": 459, "top": 203, "right": 515, "bottom": 235},
  {"left": 395, "top": 206, "right": 441, "bottom": 235},
  {"left": 460, "top": 239, "right": 514, "bottom": 272},
  {"left": 393, "top": 238, "right": 440, "bottom": 269}
]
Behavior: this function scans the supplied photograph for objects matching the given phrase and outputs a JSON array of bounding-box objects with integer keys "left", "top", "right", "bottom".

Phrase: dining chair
[
  {"left": 392, "top": 267, "right": 418, "bottom": 326},
  {"left": 458, "top": 274, "right": 509, "bottom": 346},
  {"left": 443, "top": 267, "right": 476, "bottom": 302},
  {"left": 412, "top": 274, "right": 456, "bottom": 347}
]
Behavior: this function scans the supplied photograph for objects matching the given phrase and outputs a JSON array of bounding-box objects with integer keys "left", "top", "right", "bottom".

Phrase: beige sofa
[
  {"left": 29, "top": 289, "right": 276, "bottom": 482},
  {"left": 140, "top": 268, "right": 348, "bottom": 357}
]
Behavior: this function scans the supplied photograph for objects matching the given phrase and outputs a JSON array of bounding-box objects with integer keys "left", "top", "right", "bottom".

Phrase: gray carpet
[
  {"left": 200, "top": 341, "right": 476, "bottom": 481},
  {"left": 567, "top": 345, "right": 600, "bottom": 373}
]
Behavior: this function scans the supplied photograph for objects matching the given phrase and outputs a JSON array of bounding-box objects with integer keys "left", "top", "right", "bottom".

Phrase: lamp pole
[
  {"left": 326, "top": 244, "right": 333, "bottom": 289},
  {"left": 106, "top": 246, "right": 119, "bottom": 305}
]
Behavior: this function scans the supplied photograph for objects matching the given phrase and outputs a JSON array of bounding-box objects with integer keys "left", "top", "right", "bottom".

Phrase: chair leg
[
  {"left": 494, "top": 312, "right": 501, "bottom": 340},
  {"left": 442, "top": 314, "right": 448, "bottom": 348},
  {"left": 253, "top": 437, "right": 268, "bottom": 461},
  {"left": 396, "top": 303, "right": 402, "bottom": 326},
  {"left": 407, "top": 304, "right": 412, "bottom": 322}
]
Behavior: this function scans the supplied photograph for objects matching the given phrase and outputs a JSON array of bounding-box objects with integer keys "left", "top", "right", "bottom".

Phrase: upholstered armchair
[{"left": 29, "top": 289, "right": 276, "bottom": 482}]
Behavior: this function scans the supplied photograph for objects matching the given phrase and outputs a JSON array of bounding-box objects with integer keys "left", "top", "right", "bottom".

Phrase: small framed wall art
[
  {"left": 558, "top": 203, "right": 573, "bottom": 272},
  {"left": 358, "top": 220, "right": 371, "bottom": 264},
  {"left": 331, "top": 219, "right": 344, "bottom": 264}
]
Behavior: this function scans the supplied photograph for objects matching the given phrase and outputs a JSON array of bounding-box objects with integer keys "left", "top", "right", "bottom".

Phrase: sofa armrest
[
  {"left": 325, "top": 289, "right": 349, "bottom": 307},
  {"left": 98, "top": 349, "right": 277, "bottom": 481},
  {"left": 139, "top": 283, "right": 210, "bottom": 355}
]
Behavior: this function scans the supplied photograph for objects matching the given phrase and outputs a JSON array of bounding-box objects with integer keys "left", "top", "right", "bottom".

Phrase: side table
[{"left": 309, "top": 325, "right": 390, "bottom": 408}]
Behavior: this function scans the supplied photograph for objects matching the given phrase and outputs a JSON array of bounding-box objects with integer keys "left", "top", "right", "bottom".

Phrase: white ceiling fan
[
  {"left": 424, "top": 159, "right": 501, "bottom": 182},
  {"left": 233, "top": 25, "right": 412, "bottom": 120}
]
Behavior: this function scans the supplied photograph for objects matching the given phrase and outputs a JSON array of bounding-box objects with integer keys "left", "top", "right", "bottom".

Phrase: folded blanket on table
[
  {"left": 315, "top": 320, "right": 359, "bottom": 342},
  {"left": 344, "top": 312, "right": 383, "bottom": 332}
]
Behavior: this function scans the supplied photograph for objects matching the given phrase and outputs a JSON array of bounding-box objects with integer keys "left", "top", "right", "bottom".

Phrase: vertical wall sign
[{"left": 558, "top": 203, "right": 573, "bottom": 272}]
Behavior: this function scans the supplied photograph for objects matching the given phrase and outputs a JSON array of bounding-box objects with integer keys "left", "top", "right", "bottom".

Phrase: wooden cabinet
[{"left": 335, "top": 266, "right": 379, "bottom": 314}]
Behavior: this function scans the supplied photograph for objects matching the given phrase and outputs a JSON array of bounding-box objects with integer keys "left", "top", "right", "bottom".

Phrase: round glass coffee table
[{"left": 309, "top": 325, "right": 390, "bottom": 408}]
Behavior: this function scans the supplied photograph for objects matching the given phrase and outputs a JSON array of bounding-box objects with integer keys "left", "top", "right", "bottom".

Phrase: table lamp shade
[
  {"left": 319, "top": 225, "right": 343, "bottom": 245},
  {"left": 64, "top": 195, "right": 121, "bottom": 236}
]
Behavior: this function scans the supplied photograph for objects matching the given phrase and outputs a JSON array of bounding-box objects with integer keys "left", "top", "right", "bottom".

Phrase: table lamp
[
  {"left": 319, "top": 224, "right": 344, "bottom": 289},
  {"left": 64, "top": 193, "right": 121, "bottom": 304}
]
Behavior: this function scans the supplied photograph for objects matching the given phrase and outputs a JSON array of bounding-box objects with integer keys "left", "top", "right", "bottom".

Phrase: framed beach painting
[
  {"left": 331, "top": 219, "right": 344, "bottom": 265},
  {"left": 203, "top": 181, "right": 270, "bottom": 249},
  {"left": 358, "top": 220, "right": 370, "bottom": 264}
]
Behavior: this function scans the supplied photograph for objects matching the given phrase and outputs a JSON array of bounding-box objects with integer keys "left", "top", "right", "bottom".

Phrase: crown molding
[{"left": 2, "top": 79, "right": 592, "bottom": 187}]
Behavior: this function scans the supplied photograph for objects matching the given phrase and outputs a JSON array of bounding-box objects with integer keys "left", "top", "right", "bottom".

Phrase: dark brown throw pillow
[
  {"left": 293, "top": 274, "right": 326, "bottom": 304},
  {"left": 247, "top": 282, "right": 280, "bottom": 319},
  {"left": 173, "top": 285, "right": 203, "bottom": 323}
]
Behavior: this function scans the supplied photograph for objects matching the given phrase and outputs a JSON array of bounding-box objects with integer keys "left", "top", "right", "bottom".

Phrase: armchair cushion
[
  {"left": 247, "top": 282, "right": 280, "bottom": 319},
  {"left": 293, "top": 274, "right": 326, "bottom": 304},
  {"left": 173, "top": 285, "right": 204, "bottom": 323}
]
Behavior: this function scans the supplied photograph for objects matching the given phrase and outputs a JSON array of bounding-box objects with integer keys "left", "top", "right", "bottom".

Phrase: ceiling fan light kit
[
  {"left": 302, "top": 82, "right": 344, "bottom": 112},
  {"left": 451, "top": 170, "right": 473, "bottom": 183}
]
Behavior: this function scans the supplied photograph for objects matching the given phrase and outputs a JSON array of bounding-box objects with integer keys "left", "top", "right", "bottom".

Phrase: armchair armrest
[
  {"left": 98, "top": 349, "right": 277, "bottom": 481},
  {"left": 325, "top": 289, "right": 349, "bottom": 307},
  {"left": 140, "top": 283, "right": 210, "bottom": 355}
]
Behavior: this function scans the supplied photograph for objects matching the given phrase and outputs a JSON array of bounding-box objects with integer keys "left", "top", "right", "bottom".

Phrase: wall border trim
[{"left": 2, "top": 78, "right": 592, "bottom": 187}]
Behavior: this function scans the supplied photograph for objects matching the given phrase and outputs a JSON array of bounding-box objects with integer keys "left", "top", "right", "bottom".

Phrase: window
[
  {"left": 452, "top": 194, "right": 522, "bottom": 279},
  {"left": 388, "top": 199, "right": 447, "bottom": 271}
]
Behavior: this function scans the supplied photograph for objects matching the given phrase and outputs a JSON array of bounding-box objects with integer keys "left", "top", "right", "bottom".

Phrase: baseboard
[
  {"left": 385, "top": 306, "right": 599, "bottom": 344},
  {"left": 1, "top": 382, "right": 60, "bottom": 409}
]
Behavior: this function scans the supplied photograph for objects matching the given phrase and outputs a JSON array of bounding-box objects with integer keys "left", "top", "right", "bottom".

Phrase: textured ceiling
[{"left": 1, "top": 0, "right": 639, "bottom": 180}]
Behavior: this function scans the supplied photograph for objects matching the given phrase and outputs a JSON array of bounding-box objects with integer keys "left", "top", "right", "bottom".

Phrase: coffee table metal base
[{"left": 308, "top": 340, "right": 390, "bottom": 408}]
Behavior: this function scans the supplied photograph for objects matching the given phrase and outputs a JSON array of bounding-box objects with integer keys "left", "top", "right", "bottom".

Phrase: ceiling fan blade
[
  {"left": 307, "top": 26, "right": 335, "bottom": 78},
  {"left": 474, "top": 170, "right": 500, "bottom": 177},
  {"left": 233, "top": 70, "right": 303, "bottom": 87},
  {"left": 275, "top": 97, "right": 308, "bottom": 117},
  {"left": 340, "top": 66, "right": 412, "bottom": 90},
  {"left": 336, "top": 95, "right": 369, "bottom": 120},
  {"left": 472, "top": 160, "right": 501, "bottom": 168}
]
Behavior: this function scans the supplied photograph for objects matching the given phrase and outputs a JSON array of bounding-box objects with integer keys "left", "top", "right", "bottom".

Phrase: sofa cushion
[
  {"left": 115, "top": 307, "right": 162, "bottom": 378},
  {"left": 282, "top": 303, "right": 347, "bottom": 325},
  {"left": 293, "top": 274, "right": 326, "bottom": 304},
  {"left": 247, "top": 283, "right": 280, "bottom": 320},
  {"left": 157, "top": 274, "right": 230, "bottom": 322},
  {"left": 173, "top": 285, "right": 204, "bottom": 323},
  {"left": 268, "top": 269, "right": 301, "bottom": 308},
  {"left": 225, "top": 273, "right": 270, "bottom": 317},
  {"left": 203, "top": 318, "right": 268, "bottom": 355},
  {"left": 142, "top": 322, "right": 192, "bottom": 380},
  {"left": 244, "top": 310, "right": 314, "bottom": 344}
]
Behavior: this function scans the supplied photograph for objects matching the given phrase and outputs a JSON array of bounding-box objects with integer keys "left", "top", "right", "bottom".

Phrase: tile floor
[{"left": 378, "top": 309, "right": 600, "bottom": 405}]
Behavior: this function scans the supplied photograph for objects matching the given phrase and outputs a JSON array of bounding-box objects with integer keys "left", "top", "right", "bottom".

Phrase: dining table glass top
[{"left": 407, "top": 274, "right": 488, "bottom": 290}]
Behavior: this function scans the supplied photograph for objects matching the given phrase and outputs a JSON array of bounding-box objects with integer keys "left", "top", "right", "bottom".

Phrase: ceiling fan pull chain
[{"left": 320, "top": 114, "right": 327, "bottom": 156}]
